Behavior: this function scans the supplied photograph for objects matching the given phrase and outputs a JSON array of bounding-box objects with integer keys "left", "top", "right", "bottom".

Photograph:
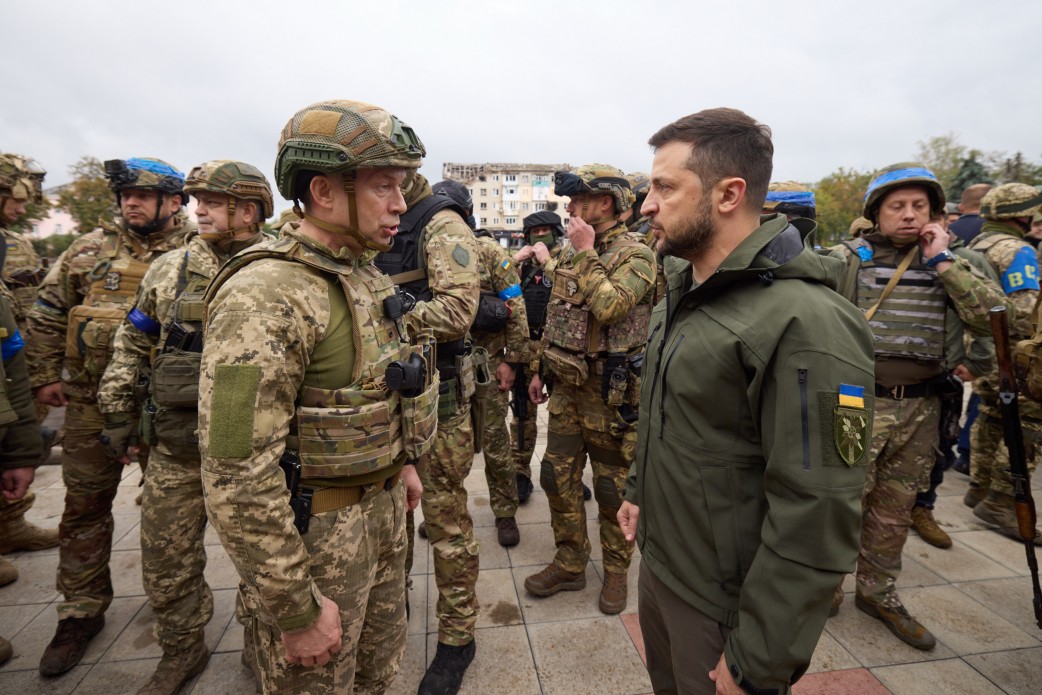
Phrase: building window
[
  {"left": 507, "top": 201, "right": 517, "bottom": 211},
  {"left": 492, "top": 175, "right": 499, "bottom": 181},
  {"left": 522, "top": 175, "right": 529, "bottom": 183},
  {"left": 534, "top": 202, "right": 547, "bottom": 211},
  {"left": 480, "top": 188, "right": 487, "bottom": 196},
  {"left": 505, "top": 174, "right": 517, "bottom": 183},
  {"left": 521, "top": 203, "right": 529, "bottom": 212},
  {"left": 32, "top": 224, "right": 40, "bottom": 234},
  {"left": 506, "top": 217, "right": 517, "bottom": 225},
  {"left": 480, "top": 217, "right": 487, "bottom": 225},
  {"left": 506, "top": 187, "right": 516, "bottom": 195},
  {"left": 480, "top": 202, "right": 487, "bottom": 210},
  {"left": 493, "top": 188, "right": 499, "bottom": 195},
  {"left": 493, "top": 217, "right": 500, "bottom": 224},
  {"left": 55, "top": 224, "right": 62, "bottom": 234}
]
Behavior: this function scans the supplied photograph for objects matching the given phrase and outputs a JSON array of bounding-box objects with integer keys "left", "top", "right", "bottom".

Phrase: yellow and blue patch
[
  {"left": 500, "top": 259, "right": 511, "bottom": 271},
  {"left": 838, "top": 383, "right": 865, "bottom": 409}
]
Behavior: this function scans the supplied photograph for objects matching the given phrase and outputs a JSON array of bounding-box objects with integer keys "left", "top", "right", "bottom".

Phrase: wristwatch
[{"left": 925, "top": 249, "right": 956, "bottom": 268}]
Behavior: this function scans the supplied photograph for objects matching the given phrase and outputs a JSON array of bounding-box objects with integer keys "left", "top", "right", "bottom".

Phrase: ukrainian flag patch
[
  {"left": 500, "top": 259, "right": 511, "bottom": 271},
  {"left": 838, "top": 384, "right": 865, "bottom": 408}
]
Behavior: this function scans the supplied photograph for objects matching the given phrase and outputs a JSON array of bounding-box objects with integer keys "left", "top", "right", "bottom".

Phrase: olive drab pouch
[
  {"left": 1015, "top": 336, "right": 1042, "bottom": 402},
  {"left": 65, "top": 305, "right": 128, "bottom": 383},
  {"left": 401, "top": 373, "right": 439, "bottom": 460},
  {"left": 152, "top": 407, "right": 200, "bottom": 459},
  {"left": 470, "top": 347, "right": 492, "bottom": 453},
  {"left": 294, "top": 386, "right": 401, "bottom": 479},
  {"left": 151, "top": 350, "right": 201, "bottom": 409},
  {"left": 456, "top": 351, "right": 476, "bottom": 402},
  {"left": 473, "top": 292, "right": 511, "bottom": 333},
  {"left": 437, "top": 378, "right": 459, "bottom": 421},
  {"left": 541, "top": 346, "right": 589, "bottom": 387},
  {"left": 140, "top": 399, "right": 157, "bottom": 446},
  {"left": 543, "top": 267, "right": 590, "bottom": 353}
]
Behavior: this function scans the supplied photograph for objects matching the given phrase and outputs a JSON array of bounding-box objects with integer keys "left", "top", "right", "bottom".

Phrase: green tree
[
  {"left": 31, "top": 233, "right": 76, "bottom": 260},
  {"left": 994, "top": 151, "right": 1042, "bottom": 186},
  {"left": 915, "top": 133, "right": 966, "bottom": 195},
  {"left": 57, "top": 156, "right": 117, "bottom": 233},
  {"left": 814, "top": 167, "right": 874, "bottom": 246},
  {"left": 948, "top": 153, "right": 992, "bottom": 202}
]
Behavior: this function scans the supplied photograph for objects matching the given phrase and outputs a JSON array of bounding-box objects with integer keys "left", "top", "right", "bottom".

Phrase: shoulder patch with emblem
[
  {"left": 835, "top": 384, "right": 868, "bottom": 466},
  {"left": 452, "top": 243, "right": 470, "bottom": 268}
]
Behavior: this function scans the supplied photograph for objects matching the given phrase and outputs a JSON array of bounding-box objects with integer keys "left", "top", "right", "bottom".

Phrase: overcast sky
[{"left": 4, "top": 0, "right": 1039, "bottom": 210}]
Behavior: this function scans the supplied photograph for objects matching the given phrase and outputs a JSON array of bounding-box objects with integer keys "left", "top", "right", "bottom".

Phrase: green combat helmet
[
  {"left": 763, "top": 181, "right": 816, "bottom": 221},
  {"left": 980, "top": 183, "right": 1042, "bottom": 222},
  {"left": 625, "top": 171, "right": 651, "bottom": 212},
  {"left": 0, "top": 153, "right": 47, "bottom": 204},
  {"left": 554, "top": 163, "right": 634, "bottom": 224},
  {"left": 862, "top": 162, "right": 945, "bottom": 223},
  {"left": 185, "top": 160, "right": 274, "bottom": 241},
  {"left": 104, "top": 157, "right": 187, "bottom": 234},
  {"left": 274, "top": 99, "right": 425, "bottom": 252}
]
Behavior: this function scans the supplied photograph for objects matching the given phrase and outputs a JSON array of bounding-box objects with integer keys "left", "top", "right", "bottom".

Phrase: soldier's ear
[
  {"left": 308, "top": 174, "right": 338, "bottom": 213},
  {"left": 241, "top": 201, "right": 259, "bottom": 225}
]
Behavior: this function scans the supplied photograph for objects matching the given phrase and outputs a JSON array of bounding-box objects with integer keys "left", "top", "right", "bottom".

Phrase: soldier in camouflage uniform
[
  {"left": 829, "top": 163, "right": 1008, "bottom": 649},
  {"left": 761, "top": 180, "right": 817, "bottom": 221},
  {"left": 97, "top": 160, "right": 274, "bottom": 694},
  {"left": 0, "top": 153, "right": 58, "bottom": 584},
  {"left": 524, "top": 165, "right": 655, "bottom": 615},
  {"left": 374, "top": 171, "right": 480, "bottom": 695},
  {"left": 432, "top": 180, "right": 530, "bottom": 547},
  {"left": 26, "top": 157, "right": 194, "bottom": 677},
  {"left": 965, "top": 183, "right": 1042, "bottom": 541},
  {"left": 199, "top": 100, "right": 432, "bottom": 694},
  {"left": 511, "top": 211, "right": 565, "bottom": 502}
]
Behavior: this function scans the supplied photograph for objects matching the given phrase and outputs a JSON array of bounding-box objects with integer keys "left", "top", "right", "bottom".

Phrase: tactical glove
[{"left": 100, "top": 412, "right": 137, "bottom": 462}]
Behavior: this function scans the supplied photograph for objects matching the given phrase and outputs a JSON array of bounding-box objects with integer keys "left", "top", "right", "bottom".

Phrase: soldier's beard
[{"left": 658, "top": 191, "right": 715, "bottom": 260}]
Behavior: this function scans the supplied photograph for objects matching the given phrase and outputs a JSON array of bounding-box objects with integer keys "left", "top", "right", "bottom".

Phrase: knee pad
[
  {"left": 539, "top": 460, "right": 559, "bottom": 495},
  {"left": 594, "top": 475, "right": 621, "bottom": 510}
]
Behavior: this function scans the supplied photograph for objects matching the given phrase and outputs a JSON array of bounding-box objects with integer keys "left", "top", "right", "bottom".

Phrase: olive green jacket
[
  {"left": 626, "top": 215, "right": 875, "bottom": 693},
  {"left": 0, "top": 293, "right": 42, "bottom": 471}
]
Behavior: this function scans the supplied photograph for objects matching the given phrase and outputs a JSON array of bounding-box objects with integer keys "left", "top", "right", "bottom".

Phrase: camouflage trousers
[
  {"left": 970, "top": 402, "right": 1042, "bottom": 497},
  {"left": 477, "top": 379, "right": 518, "bottom": 518},
  {"left": 140, "top": 440, "right": 213, "bottom": 653},
  {"left": 55, "top": 398, "right": 124, "bottom": 619},
  {"left": 244, "top": 482, "right": 408, "bottom": 694},
  {"left": 857, "top": 395, "right": 938, "bottom": 606},
  {"left": 419, "top": 404, "right": 479, "bottom": 645},
  {"left": 540, "top": 375, "right": 635, "bottom": 576},
  {"left": 0, "top": 489, "right": 37, "bottom": 527},
  {"left": 510, "top": 409, "right": 538, "bottom": 480}
]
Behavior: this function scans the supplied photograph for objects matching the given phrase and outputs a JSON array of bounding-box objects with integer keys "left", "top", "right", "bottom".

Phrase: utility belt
[
  {"left": 435, "top": 340, "right": 477, "bottom": 421},
  {"left": 279, "top": 446, "right": 402, "bottom": 534},
  {"left": 875, "top": 372, "right": 963, "bottom": 400},
  {"left": 542, "top": 347, "right": 643, "bottom": 407}
]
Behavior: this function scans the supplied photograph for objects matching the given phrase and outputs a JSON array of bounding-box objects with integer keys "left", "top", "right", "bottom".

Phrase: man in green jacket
[{"left": 618, "top": 108, "right": 876, "bottom": 694}]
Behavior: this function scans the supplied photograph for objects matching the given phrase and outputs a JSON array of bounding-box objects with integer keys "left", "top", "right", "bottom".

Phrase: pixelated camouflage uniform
[
  {"left": 471, "top": 233, "right": 529, "bottom": 519},
  {"left": 533, "top": 220, "right": 655, "bottom": 576},
  {"left": 832, "top": 234, "right": 1008, "bottom": 604},
  {"left": 390, "top": 175, "right": 481, "bottom": 647},
  {"left": 97, "top": 230, "right": 264, "bottom": 654},
  {"left": 200, "top": 227, "right": 436, "bottom": 693},
  {"left": 25, "top": 214, "right": 192, "bottom": 619},
  {"left": 968, "top": 219, "right": 1042, "bottom": 495},
  {"left": 510, "top": 242, "right": 562, "bottom": 480}
]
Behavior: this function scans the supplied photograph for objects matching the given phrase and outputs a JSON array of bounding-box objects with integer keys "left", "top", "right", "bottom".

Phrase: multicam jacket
[{"left": 471, "top": 234, "right": 529, "bottom": 365}]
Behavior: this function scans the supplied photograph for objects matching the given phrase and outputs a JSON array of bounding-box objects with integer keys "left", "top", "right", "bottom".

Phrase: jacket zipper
[
  {"left": 658, "top": 334, "right": 685, "bottom": 438},
  {"left": 799, "top": 368, "right": 810, "bottom": 470}
]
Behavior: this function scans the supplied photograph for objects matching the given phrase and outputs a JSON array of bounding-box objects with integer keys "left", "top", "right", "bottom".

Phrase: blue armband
[
  {"left": 498, "top": 284, "right": 522, "bottom": 301},
  {"left": 1001, "top": 246, "right": 1041, "bottom": 294},
  {"left": 128, "top": 307, "right": 162, "bottom": 336},
  {"left": 1, "top": 328, "right": 24, "bottom": 361}
]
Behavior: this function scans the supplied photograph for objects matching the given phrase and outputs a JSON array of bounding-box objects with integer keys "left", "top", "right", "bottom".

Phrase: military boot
[
  {"left": 418, "top": 521, "right": 428, "bottom": 539},
  {"left": 911, "top": 506, "right": 952, "bottom": 549},
  {"left": 495, "top": 517, "right": 520, "bottom": 547},
  {"left": 137, "top": 639, "right": 209, "bottom": 695},
  {"left": 516, "top": 474, "right": 534, "bottom": 505},
  {"left": 524, "top": 564, "right": 586, "bottom": 597},
  {"left": 0, "top": 519, "right": 59, "bottom": 555},
  {"left": 599, "top": 570, "right": 628, "bottom": 614},
  {"left": 0, "top": 635, "right": 12, "bottom": 666},
  {"left": 855, "top": 594, "right": 935, "bottom": 650},
  {"left": 39, "top": 615, "right": 106, "bottom": 676},
  {"left": 418, "top": 640, "right": 475, "bottom": 695},
  {"left": 581, "top": 482, "right": 592, "bottom": 501},
  {"left": 974, "top": 492, "right": 1042, "bottom": 544},
  {"left": 963, "top": 484, "right": 986, "bottom": 509},
  {"left": 40, "top": 426, "right": 58, "bottom": 465},
  {"left": 829, "top": 586, "right": 844, "bottom": 617},
  {"left": 0, "top": 555, "right": 17, "bottom": 587}
]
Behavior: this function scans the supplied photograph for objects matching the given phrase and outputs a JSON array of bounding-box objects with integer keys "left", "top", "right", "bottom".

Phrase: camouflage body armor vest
[
  {"left": 206, "top": 237, "right": 438, "bottom": 482},
  {"left": 147, "top": 252, "right": 210, "bottom": 458},
  {"left": 845, "top": 238, "right": 947, "bottom": 364},
  {"left": 2, "top": 229, "right": 44, "bottom": 323},
  {"left": 543, "top": 232, "right": 653, "bottom": 358},
  {"left": 65, "top": 227, "right": 150, "bottom": 398}
]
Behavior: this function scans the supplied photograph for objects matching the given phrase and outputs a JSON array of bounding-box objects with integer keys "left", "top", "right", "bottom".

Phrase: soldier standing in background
[
  {"left": 98, "top": 161, "right": 273, "bottom": 694},
  {"left": 511, "top": 211, "right": 565, "bottom": 503},
  {"left": 965, "top": 183, "right": 1042, "bottom": 541},
  {"left": 199, "top": 100, "right": 432, "bottom": 693},
  {"left": 27, "top": 157, "right": 194, "bottom": 676},
  {"left": 374, "top": 170, "right": 480, "bottom": 695},
  {"left": 761, "top": 180, "right": 816, "bottom": 222},
  {"left": 525, "top": 165, "right": 655, "bottom": 615},
  {"left": 0, "top": 153, "right": 58, "bottom": 585}
]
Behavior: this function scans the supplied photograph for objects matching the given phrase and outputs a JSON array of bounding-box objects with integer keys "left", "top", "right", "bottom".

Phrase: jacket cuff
[{"left": 275, "top": 582, "right": 324, "bottom": 633}]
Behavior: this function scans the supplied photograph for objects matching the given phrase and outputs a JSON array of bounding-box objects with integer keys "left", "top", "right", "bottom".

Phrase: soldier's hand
[
  {"left": 528, "top": 374, "right": 547, "bottom": 404},
  {"left": 33, "top": 382, "right": 68, "bottom": 407},
  {"left": 953, "top": 364, "right": 976, "bottom": 382},
  {"left": 567, "top": 217, "right": 595, "bottom": 252},
  {"left": 281, "top": 596, "right": 343, "bottom": 667},
  {"left": 402, "top": 465, "right": 423, "bottom": 511},
  {"left": 708, "top": 652, "right": 744, "bottom": 694},
  {"left": 532, "top": 242, "right": 551, "bottom": 264},
  {"left": 496, "top": 362, "right": 515, "bottom": 391},
  {"left": 514, "top": 245, "right": 536, "bottom": 262},
  {"left": 617, "top": 501, "right": 640, "bottom": 542},
  {"left": 2, "top": 466, "right": 35, "bottom": 502},
  {"left": 99, "top": 413, "right": 136, "bottom": 466},
  {"left": 919, "top": 222, "right": 952, "bottom": 260}
]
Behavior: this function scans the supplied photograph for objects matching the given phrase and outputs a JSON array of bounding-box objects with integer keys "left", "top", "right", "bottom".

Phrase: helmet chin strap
[
  {"left": 294, "top": 171, "right": 392, "bottom": 253},
  {"left": 124, "top": 192, "right": 177, "bottom": 236}
]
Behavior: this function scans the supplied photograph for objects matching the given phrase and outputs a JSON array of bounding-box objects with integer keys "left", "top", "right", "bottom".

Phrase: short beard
[{"left": 658, "top": 191, "right": 715, "bottom": 260}]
